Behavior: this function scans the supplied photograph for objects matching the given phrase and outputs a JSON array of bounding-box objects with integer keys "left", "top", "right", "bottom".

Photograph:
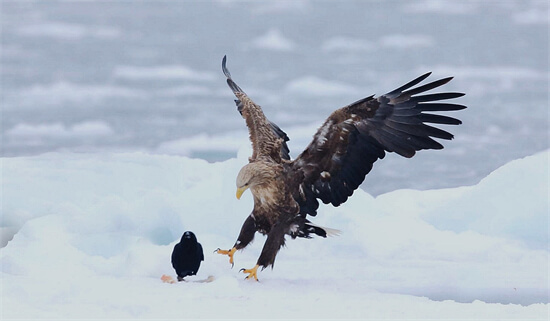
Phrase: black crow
[{"left": 171, "top": 231, "right": 204, "bottom": 281}]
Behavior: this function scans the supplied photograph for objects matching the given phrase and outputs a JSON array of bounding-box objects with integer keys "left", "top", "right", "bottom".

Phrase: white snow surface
[{"left": 1, "top": 149, "right": 548, "bottom": 320}]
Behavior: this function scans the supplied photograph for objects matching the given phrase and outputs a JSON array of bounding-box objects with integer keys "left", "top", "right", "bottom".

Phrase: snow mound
[{"left": 1, "top": 150, "right": 548, "bottom": 319}]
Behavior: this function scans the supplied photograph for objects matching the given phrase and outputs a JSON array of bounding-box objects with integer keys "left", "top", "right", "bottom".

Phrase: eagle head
[{"left": 235, "top": 162, "right": 277, "bottom": 199}]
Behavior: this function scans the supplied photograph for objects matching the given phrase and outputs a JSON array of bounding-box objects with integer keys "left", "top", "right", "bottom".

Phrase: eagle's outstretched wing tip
[
  {"left": 222, "top": 55, "right": 231, "bottom": 79},
  {"left": 292, "top": 71, "right": 466, "bottom": 214},
  {"left": 221, "top": 55, "right": 244, "bottom": 94}
]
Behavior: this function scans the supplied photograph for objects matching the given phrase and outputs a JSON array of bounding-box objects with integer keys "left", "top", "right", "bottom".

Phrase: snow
[
  {"left": 3, "top": 1, "right": 547, "bottom": 198},
  {"left": 321, "top": 34, "right": 433, "bottom": 52},
  {"left": 113, "top": 65, "right": 216, "bottom": 81},
  {"left": 379, "top": 34, "right": 435, "bottom": 49},
  {"left": 285, "top": 76, "right": 360, "bottom": 97},
  {"left": 16, "top": 22, "right": 121, "bottom": 40},
  {"left": 4, "top": 82, "right": 145, "bottom": 110},
  {"left": 322, "top": 36, "right": 376, "bottom": 53},
  {"left": 249, "top": 28, "right": 296, "bottom": 52},
  {"left": 6, "top": 121, "right": 115, "bottom": 143},
  {"left": 1, "top": 149, "right": 548, "bottom": 319},
  {"left": 402, "top": 0, "right": 479, "bottom": 15},
  {"left": 513, "top": 6, "right": 549, "bottom": 25},
  {"left": 156, "top": 132, "right": 246, "bottom": 157}
]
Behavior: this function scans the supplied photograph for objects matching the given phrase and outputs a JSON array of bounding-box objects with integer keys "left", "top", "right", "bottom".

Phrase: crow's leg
[{"left": 216, "top": 214, "right": 256, "bottom": 267}]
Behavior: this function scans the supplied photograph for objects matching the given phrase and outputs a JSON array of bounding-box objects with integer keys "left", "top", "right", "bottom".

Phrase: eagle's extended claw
[
  {"left": 215, "top": 247, "right": 237, "bottom": 267},
  {"left": 240, "top": 264, "right": 259, "bottom": 281}
]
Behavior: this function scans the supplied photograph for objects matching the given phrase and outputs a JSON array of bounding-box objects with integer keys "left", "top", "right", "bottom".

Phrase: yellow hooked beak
[{"left": 236, "top": 186, "right": 248, "bottom": 200}]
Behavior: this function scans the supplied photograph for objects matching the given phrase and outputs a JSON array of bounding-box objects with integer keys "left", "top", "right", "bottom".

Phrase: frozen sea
[
  {"left": 2, "top": 0, "right": 548, "bottom": 195},
  {"left": 1, "top": 2, "right": 549, "bottom": 319},
  {"left": 1, "top": 148, "right": 548, "bottom": 319}
]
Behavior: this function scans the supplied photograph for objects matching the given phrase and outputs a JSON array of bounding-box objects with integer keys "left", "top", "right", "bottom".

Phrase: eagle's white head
[{"left": 235, "top": 162, "right": 277, "bottom": 199}]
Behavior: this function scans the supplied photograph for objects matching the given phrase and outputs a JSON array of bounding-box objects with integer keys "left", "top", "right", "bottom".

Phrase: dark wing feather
[
  {"left": 223, "top": 55, "right": 291, "bottom": 160},
  {"left": 292, "top": 73, "right": 466, "bottom": 216},
  {"left": 269, "top": 121, "right": 291, "bottom": 160}
]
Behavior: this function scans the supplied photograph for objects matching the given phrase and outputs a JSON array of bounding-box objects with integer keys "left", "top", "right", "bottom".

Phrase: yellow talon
[
  {"left": 216, "top": 247, "right": 237, "bottom": 266},
  {"left": 240, "top": 264, "right": 260, "bottom": 281}
]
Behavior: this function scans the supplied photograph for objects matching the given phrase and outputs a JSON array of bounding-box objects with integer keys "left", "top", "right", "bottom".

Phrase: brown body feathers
[{"left": 221, "top": 56, "right": 465, "bottom": 273}]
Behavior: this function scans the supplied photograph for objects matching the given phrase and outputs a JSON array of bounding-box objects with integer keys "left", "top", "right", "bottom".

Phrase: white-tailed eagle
[{"left": 216, "top": 56, "right": 466, "bottom": 280}]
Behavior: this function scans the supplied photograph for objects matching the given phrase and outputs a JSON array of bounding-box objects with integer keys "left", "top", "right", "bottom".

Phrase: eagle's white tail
[{"left": 305, "top": 222, "right": 342, "bottom": 237}]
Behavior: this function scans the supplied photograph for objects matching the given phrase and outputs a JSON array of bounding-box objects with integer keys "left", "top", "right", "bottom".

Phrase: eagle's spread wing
[
  {"left": 222, "top": 56, "right": 290, "bottom": 161},
  {"left": 292, "top": 72, "right": 466, "bottom": 216}
]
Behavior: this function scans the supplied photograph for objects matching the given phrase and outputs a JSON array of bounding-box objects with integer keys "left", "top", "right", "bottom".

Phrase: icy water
[{"left": 2, "top": 0, "right": 548, "bottom": 195}]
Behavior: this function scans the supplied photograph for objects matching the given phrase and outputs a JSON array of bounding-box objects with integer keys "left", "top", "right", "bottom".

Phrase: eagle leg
[
  {"left": 256, "top": 222, "right": 287, "bottom": 269},
  {"left": 215, "top": 247, "right": 237, "bottom": 267},
  {"left": 236, "top": 222, "right": 286, "bottom": 281},
  {"left": 215, "top": 215, "right": 257, "bottom": 268},
  {"left": 240, "top": 265, "right": 259, "bottom": 281}
]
